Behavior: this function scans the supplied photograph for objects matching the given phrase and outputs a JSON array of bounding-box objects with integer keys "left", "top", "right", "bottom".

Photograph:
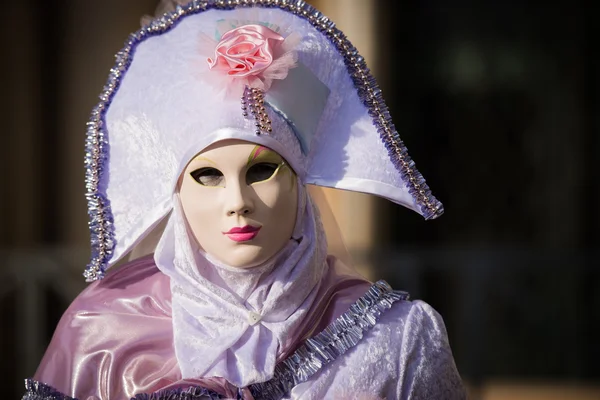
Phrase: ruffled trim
[
  {"left": 131, "top": 385, "right": 224, "bottom": 399},
  {"left": 247, "top": 280, "right": 409, "bottom": 400},
  {"left": 22, "top": 380, "right": 225, "bottom": 400},
  {"left": 22, "top": 379, "right": 77, "bottom": 400}
]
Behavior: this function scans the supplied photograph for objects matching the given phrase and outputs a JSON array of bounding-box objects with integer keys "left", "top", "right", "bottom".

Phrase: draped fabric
[
  {"left": 32, "top": 255, "right": 372, "bottom": 399},
  {"left": 154, "top": 185, "right": 332, "bottom": 386},
  {"left": 30, "top": 255, "right": 467, "bottom": 399}
]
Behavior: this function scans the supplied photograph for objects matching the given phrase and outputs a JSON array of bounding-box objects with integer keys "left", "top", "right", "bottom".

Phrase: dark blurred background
[{"left": 1, "top": 1, "right": 598, "bottom": 399}]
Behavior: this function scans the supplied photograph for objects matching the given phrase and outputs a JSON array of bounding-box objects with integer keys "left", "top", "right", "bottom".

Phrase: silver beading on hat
[{"left": 242, "top": 87, "right": 273, "bottom": 135}]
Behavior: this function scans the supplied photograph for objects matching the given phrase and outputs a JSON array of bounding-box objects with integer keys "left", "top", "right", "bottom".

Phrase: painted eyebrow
[
  {"left": 191, "top": 156, "right": 217, "bottom": 166},
  {"left": 247, "top": 145, "right": 281, "bottom": 166}
]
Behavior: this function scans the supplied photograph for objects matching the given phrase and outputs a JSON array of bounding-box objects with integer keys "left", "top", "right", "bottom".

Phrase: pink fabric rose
[
  {"left": 205, "top": 24, "right": 299, "bottom": 94},
  {"left": 208, "top": 24, "right": 284, "bottom": 77}
]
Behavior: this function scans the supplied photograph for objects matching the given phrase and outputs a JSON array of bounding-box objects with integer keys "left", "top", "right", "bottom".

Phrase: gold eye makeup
[
  {"left": 245, "top": 145, "right": 289, "bottom": 185},
  {"left": 246, "top": 162, "right": 283, "bottom": 184},
  {"left": 247, "top": 145, "right": 284, "bottom": 166},
  {"left": 188, "top": 145, "right": 292, "bottom": 188}
]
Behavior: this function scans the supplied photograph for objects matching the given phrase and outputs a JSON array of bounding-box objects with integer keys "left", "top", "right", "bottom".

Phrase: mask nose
[
  {"left": 225, "top": 179, "right": 254, "bottom": 217},
  {"left": 227, "top": 208, "right": 251, "bottom": 216}
]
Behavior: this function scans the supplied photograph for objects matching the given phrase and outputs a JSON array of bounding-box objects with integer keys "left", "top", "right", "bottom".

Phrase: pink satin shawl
[{"left": 34, "top": 254, "right": 369, "bottom": 399}]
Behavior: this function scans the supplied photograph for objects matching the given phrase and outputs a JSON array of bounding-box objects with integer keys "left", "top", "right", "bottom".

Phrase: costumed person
[{"left": 24, "top": 1, "right": 466, "bottom": 399}]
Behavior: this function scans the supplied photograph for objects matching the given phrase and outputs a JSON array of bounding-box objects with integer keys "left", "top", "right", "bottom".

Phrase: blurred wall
[
  {"left": 310, "top": 0, "right": 381, "bottom": 279},
  {"left": 0, "top": 1, "right": 157, "bottom": 395},
  {"left": 373, "top": 0, "right": 600, "bottom": 393},
  {"left": 1, "top": 0, "right": 157, "bottom": 252}
]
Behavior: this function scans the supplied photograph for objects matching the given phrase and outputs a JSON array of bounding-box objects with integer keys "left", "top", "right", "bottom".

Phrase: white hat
[{"left": 84, "top": 0, "right": 443, "bottom": 281}]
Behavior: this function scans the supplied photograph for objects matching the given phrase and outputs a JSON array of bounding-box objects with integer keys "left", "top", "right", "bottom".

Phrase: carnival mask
[{"left": 179, "top": 139, "right": 298, "bottom": 268}]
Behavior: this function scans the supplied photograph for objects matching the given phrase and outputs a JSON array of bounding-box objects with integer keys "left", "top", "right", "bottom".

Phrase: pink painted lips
[{"left": 223, "top": 225, "right": 261, "bottom": 242}]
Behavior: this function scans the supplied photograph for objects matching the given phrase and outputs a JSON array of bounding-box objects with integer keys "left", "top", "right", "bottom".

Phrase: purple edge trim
[
  {"left": 131, "top": 385, "right": 224, "bottom": 400},
  {"left": 84, "top": 0, "right": 443, "bottom": 281},
  {"left": 23, "top": 379, "right": 77, "bottom": 400},
  {"left": 23, "top": 379, "right": 223, "bottom": 400}
]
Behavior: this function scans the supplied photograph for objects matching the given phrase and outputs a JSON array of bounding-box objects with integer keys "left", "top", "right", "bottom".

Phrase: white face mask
[{"left": 179, "top": 139, "right": 298, "bottom": 268}]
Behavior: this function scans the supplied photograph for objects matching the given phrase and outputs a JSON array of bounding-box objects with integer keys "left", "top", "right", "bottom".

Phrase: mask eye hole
[
  {"left": 246, "top": 163, "right": 279, "bottom": 185},
  {"left": 190, "top": 167, "right": 225, "bottom": 187}
]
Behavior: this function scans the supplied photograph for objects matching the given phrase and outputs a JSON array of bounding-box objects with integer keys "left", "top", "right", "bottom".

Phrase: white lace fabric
[{"left": 154, "top": 183, "right": 327, "bottom": 387}]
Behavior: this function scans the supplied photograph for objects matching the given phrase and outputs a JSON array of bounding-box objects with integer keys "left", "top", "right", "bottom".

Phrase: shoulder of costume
[
  {"left": 65, "top": 254, "right": 170, "bottom": 316},
  {"left": 247, "top": 280, "right": 410, "bottom": 399},
  {"left": 22, "top": 282, "right": 413, "bottom": 400}
]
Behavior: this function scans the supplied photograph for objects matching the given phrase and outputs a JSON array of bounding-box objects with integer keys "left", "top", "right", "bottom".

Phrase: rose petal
[{"left": 205, "top": 24, "right": 294, "bottom": 94}]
